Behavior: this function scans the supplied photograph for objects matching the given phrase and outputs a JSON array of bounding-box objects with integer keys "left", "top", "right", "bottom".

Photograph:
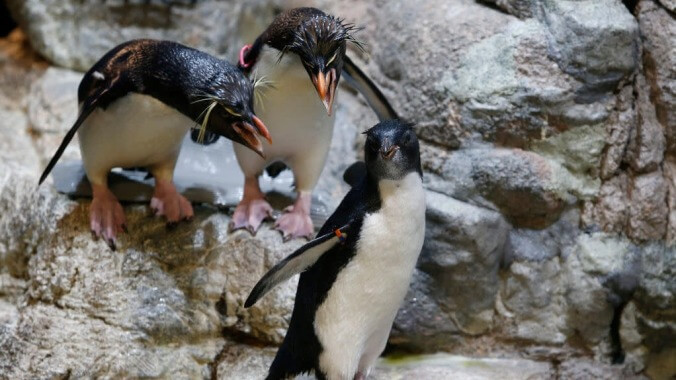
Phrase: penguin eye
[
  {"left": 403, "top": 132, "right": 412, "bottom": 145},
  {"left": 366, "top": 136, "right": 378, "bottom": 152}
]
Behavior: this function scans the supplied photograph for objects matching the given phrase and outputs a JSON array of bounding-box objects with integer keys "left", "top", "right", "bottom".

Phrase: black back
[{"left": 78, "top": 39, "right": 251, "bottom": 121}]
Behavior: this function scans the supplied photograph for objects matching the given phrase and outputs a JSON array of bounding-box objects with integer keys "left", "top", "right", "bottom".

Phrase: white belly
[
  {"left": 233, "top": 47, "right": 335, "bottom": 190},
  {"left": 314, "top": 173, "right": 426, "bottom": 378},
  {"left": 78, "top": 93, "right": 192, "bottom": 185}
]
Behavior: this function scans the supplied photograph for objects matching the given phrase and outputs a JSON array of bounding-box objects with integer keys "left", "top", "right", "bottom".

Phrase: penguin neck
[{"left": 376, "top": 172, "right": 424, "bottom": 210}]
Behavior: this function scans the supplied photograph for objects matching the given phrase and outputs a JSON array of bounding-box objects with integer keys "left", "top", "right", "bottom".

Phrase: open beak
[
  {"left": 233, "top": 116, "right": 271, "bottom": 158},
  {"left": 311, "top": 68, "right": 337, "bottom": 116}
]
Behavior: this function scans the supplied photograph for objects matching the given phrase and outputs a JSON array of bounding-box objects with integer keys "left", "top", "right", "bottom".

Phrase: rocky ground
[{"left": 1, "top": 0, "right": 674, "bottom": 379}]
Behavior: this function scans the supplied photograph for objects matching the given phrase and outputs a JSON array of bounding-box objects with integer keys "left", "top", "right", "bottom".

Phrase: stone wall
[{"left": 0, "top": 0, "right": 674, "bottom": 379}]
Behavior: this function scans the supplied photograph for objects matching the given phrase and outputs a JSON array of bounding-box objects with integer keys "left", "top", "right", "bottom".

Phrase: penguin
[
  {"left": 38, "top": 39, "right": 271, "bottom": 250},
  {"left": 245, "top": 120, "right": 425, "bottom": 380},
  {"left": 213, "top": 7, "right": 398, "bottom": 240}
]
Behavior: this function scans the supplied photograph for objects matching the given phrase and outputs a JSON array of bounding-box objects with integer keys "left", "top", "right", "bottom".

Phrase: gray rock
[
  {"left": 589, "top": 173, "right": 629, "bottom": 234},
  {"left": 7, "top": 0, "right": 246, "bottom": 71},
  {"left": 600, "top": 85, "right": 634, "bottom": 180},
  {"left": 499, "top": 258, "right": 570, "bottom": 344},
  {"left": 390, "top": 270, "right": 462, "bottom": 351},
  {"left": 214, "top": 346, "right": 555, "bottom": 380},
  {"left": 481, "top": 0, "right": 534, "bottom": 18},
  {"left": 665, "top": 161, "right": 676, "bottom": 245},
  {"left": 627, "top": 170, "right": 668, "bottom": 241},
  {"left": 626, "top": 71, "right": 666, "bottom": 173},
  {"left": 637, "top": 0, "right": 676, "bottom": 154},
  {"left": 537, "top": 0, "right": 639, "bottom": 96},
  {"left": 503, "top": 208, "right": 580, "bottom": 264},
  {"left": 557, "top": 358, "right": 648, "bottom": 380},
  {"left": 418, "top": 191, "right": 509, "bottom": 335}
]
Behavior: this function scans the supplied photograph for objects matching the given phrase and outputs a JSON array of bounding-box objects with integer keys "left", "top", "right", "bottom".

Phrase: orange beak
[
  {"left": 252, "top": 115, "right": 272, "bottom": 144},
  {"left": 311, "top": 68, "right": 337, "bottom": 116},
  {"left": 233, "top": 115, "right": 271, "bottom": 158}
]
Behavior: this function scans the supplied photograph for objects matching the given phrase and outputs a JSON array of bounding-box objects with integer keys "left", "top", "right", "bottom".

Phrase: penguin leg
[
  {"left": 149, "top": 159, "right": 193, "bottom": 226},
  {"left": 274, "top": 190, "right": 313, "bottom": 241},
  {"left": 90, "top": 182, "right": 126, "bottom": 251},
  {"left": 230, "top": 176, "right": 273, "bottom": 234},
  {"left": 274, "top": 151, "right": 325, "bottom": 241}
]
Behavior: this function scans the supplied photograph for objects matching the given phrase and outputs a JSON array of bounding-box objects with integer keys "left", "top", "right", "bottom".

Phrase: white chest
[
  {"left": 250, "top": 47, "right": 335, "bottom": 156},
  {"left": 314, "top": 172, "right": 426, "bottom": 377},
  {"left": 78, "top": 93, "right": 192, "bottom": 180}
]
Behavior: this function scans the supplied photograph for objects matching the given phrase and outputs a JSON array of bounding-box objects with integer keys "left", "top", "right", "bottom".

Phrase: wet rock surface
[{"left": 1, "top": 0, "right": 675, "bottom": 379}]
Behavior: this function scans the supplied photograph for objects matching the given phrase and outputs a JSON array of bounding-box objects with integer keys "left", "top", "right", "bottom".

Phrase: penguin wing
[
  {"left": 244, "top": 223, "right": 352, "bottom": 307},
  {"left": 38, "top": 84, "right": 118, "bottom": 185},
  {"left": 342, "top": 54, "right": 399, "bottom": 121},
  {"left": 190, "top": 129, "right": 220, "bottom": 145},
  {"left": 342, "top": 161, "right": 367, "bottom": 187}
]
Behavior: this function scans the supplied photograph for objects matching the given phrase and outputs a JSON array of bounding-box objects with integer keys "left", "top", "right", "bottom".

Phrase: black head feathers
[{"left": 363, "top": 120, "right": 422, "bottom": 181}]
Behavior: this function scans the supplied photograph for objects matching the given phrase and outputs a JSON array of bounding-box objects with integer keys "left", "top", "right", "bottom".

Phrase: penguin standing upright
[
  {"left": 39, "top": 39, "right": 271, "bottom": 250},
  {"left": 245, "top": 120, "right": 425, "bottom": 380},
  {"left": 221, "top": 7, "right": 398, "bottom": 240}
]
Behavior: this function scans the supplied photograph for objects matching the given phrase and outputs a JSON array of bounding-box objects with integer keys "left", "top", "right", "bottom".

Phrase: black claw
[
  {"left": 107, "top": 240, "right": 116, "bottom": 251},
  {"left": 166, "top": 221, "right": 178, "bottom": 230}
]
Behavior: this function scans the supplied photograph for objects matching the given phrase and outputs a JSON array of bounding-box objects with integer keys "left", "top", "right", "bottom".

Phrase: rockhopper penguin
[
  {"left": 225, "top": 7, "right": 398, "bottom": 240},
  {"left": 245, "top": 120, "right": 425, "bottom": 380},
  {"left": 38, "top": 39, "right": 271, "bottom": 250}
]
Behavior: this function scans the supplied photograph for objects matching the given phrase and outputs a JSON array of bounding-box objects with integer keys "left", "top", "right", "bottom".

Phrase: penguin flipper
[
  {"left": 38, "top": 90, "right": 108, "bottom": 185},
  {"left": 342, "top": 54, "right": 399, "bottom": 121},
  {"left": 342, "top": 161, "right": 367, "bottom": 187},
  {"left": 244, "top": 224, "right": 351, "bottom": 308}
]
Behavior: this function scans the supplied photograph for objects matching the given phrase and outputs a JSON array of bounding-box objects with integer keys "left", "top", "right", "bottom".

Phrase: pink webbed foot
[
  {"left": 90, "top": 184, "right": 126, "bottom": 250},
  {"left": 150, "top": 179, "right": 194, "bottom": 226},
  {"left": 229, "top": 176, "right": 273, "bottom": 234},
  {"left": 229, "top": 198, "right": 273, "bottom": 234},
  {"left": 274, "top": 192, "right": 314, "bottom": 241}
]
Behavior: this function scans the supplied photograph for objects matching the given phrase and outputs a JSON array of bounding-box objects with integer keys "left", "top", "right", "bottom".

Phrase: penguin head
[
  {"left": 197, "top": 73, "right": 271, "bottom": 157},
  {"left": 364, "top": 120, "right": 422, "bottom": 181},
  {"left": 290, "top": 12, "right": 354, "bottom": 116},
  {"left": 245, "top": 8, "right": 361, "bottom": 116}
]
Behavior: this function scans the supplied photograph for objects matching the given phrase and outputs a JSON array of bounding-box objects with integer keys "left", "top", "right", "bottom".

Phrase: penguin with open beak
[
  {"left": 38, "top": 39, "right": 271, "bottom": 250},
  {"left": 245, "top": 120, "right": 425, "bottom": 380},
  {"left": 215, "top": 7, "right": 398, "bottom": 241}
]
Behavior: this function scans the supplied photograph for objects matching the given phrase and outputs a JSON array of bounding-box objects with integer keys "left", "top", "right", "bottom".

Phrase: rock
[
  {"left": 503, "top": 208, "right": 580, "bottom": 264},
  {"left": 537, "top": 0, "right": 639, "bottom": 95},
  {"left": 626, "top": 71, "right": 665, "bottom": 173},
  {"left": 470, "top": 149, "right": 566, "bottom": 228},
  {"left": 28, "top": 67, "right": 81, "bottom": 134},
  {"left": 416, "top": 191, "right": 509, "bottom": 336},
  {"left": 589, "top": 173, "right": 629, "bottom": 234},
  {"left": 0, "top": 29, "right": 47, "bottom": 110},
  {"left": 390, "top": 270, "right": 462, "bottom": 350},
  {"left": 637, "top": 0, "right": 676, "bottom": 154},
  {"left": 499, "top": 258, "right": 570, "bottom": 344},
  {"left": 6, "top": 0, "right": 246, "bottom": 71},
  {"left": 665, "top": 161, "right": 676, "bottom": 245},
  {"left": 482, "top": 0, "right": 534, "bottom": 18},
  {"left": 373, "top": 354, "right": 553, "bottom": 380},
  {"left": 600, "top": 85, "right": 634, "bottom": 180},
  {"left": 557, "top": 358, "right": 648, "bottom": 380},
  {"left": 627, "top": 170, "right": 668, "bottom": 241},
  {"left": 214, "top": 346, "right": 555, "bottom": 380}
]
